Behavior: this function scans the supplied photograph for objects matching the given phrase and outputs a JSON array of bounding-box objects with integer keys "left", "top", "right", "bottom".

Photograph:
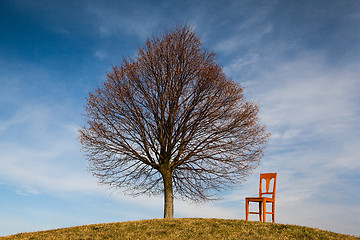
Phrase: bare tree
[{"left": 79, "top": 25, "right": 269, "bottom": 219}]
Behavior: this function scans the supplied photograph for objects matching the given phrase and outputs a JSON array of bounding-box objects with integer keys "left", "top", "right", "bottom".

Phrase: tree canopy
[{"left": 79, "top": 25, "right": 269, "bottom": 218}]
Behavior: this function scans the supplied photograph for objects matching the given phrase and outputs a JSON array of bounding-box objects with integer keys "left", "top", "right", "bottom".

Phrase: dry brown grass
[{"left": 1, "top": 218, "right": 359, "bottom": 240}]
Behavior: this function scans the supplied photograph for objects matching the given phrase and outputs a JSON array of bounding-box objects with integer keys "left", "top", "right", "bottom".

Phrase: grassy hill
[{"left": 1, "top": 218, "right": 359, "bottom": 240}]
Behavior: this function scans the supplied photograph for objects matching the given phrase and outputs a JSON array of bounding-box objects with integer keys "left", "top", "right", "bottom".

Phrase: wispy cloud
[
  {"left": 256, "top": 54, "right": 359, "bottom": 146},
  {"left": 214, "top": 24, "right": 273, "bottom": 56},
  {"left": 86, "top": 1, "right": 162, "bottom": 40},
  {"left": 0, "top": 104, "right": 99, "bottom": 195},
  {"left": 0, "top": 57, "right": 98, "bottom": 196}
]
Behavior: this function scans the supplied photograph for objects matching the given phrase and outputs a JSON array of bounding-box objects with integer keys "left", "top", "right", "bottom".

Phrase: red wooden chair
[{"left": 245, "top": 172, "right": 277, "bottom": 223}]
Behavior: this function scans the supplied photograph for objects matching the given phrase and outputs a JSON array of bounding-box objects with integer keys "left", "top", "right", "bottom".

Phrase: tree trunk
[{"left": 161, "top": 169, "right": 174, "bottom": 218}]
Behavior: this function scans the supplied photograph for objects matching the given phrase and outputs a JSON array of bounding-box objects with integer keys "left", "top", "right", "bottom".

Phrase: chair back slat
[{"left": 259, "top": 173, "right": 277, "bottom": 199}]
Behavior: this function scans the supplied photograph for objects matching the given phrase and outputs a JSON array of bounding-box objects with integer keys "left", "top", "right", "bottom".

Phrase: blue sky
[{"left": 1, "top": 0, "right": 359, "bottom": 237}]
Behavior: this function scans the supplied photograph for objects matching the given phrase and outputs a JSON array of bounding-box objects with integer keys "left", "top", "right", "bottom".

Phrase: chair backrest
[{"left": 259, "top": 173, "right": 277, "bottom": 200}]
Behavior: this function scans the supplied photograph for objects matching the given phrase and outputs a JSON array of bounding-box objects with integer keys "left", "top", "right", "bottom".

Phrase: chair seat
[{"left": 246, "top": 197, "right": 275, "bottom": 202}]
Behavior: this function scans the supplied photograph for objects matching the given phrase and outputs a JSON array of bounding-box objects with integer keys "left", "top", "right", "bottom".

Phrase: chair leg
[
  {"left": 245, "top": 199, "right": 249, "bottom": 221},
  {"left": 258, "top": 202, "right": 262, "bottom": 221},
  {"left": 262, "top": 199, "right": 266, "bottom": 222},
  {"left": 272, "top": 202, "right": 275, "bottom": 223}
]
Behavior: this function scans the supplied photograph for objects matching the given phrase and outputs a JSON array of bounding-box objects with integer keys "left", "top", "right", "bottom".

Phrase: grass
[{"left": 1, "top": 218, "right": 359, "bottom": 240}]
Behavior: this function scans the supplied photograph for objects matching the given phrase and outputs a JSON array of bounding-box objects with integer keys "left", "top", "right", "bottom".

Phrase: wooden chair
[{"left": 245, "top": 173, "right": 277, "bottom": 223}]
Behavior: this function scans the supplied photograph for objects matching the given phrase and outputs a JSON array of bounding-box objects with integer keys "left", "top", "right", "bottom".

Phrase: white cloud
[
  {"left": 247, "top": 53, "right": 360, "bottom": 143},
  {"left": 214, "top": 24, "right": 273, "bottom": 55},
  {"left": 223, "top": 53, "right": 260, "bottom": 77},
  {"left": 15, "top": 186, "right": 40, "bottom": 196},
  {"left": 0, "top": 134, "right": 99, "bottom": 195},
  {"left": 331, "top": 139, "right": 360, "bottom": 169},
  {"left": 86, "top": 1, "right": 160, "bottom": 40},
  {"left": 94, "top": 49, "right": 108, "bottom": 59},
  {"left": 277, "top": 200, "right": 360, "bottom": 236},
  {"left": 0, "top": 98, "right": 100, "bottom": 195}
]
